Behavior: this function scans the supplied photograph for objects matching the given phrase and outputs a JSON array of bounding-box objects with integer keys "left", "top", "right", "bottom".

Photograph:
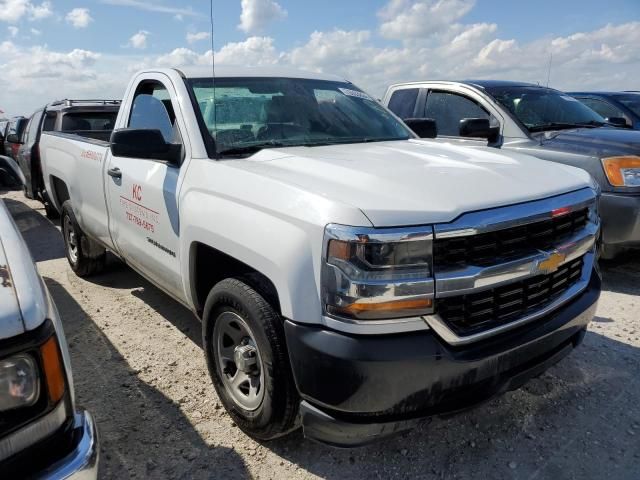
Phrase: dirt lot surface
[{"left": 2, "top": 188, "right": 639, "bottom": 480}]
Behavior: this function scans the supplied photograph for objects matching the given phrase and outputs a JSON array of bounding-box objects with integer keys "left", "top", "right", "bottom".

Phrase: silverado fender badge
[{"left": 537, "top": 251, "right": 567, "bottom": 274}]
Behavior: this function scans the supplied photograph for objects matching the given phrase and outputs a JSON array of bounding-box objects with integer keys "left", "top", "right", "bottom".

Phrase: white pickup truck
[{"left": 40, "top": 67, "right": 601, "bottom": 447}]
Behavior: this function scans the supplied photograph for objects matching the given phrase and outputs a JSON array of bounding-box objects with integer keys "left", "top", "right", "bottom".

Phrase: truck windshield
[
  {"left": 486, "top": 86, "right": 607, "bottom": 132},
  {"left": 187, "top": 77, "right": 412, "bottom": 156}
]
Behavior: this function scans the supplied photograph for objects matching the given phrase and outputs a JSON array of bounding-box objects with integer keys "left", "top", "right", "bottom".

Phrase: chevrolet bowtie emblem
[{"left": 538, "top": 251, "right": 567, "bottom": 274}]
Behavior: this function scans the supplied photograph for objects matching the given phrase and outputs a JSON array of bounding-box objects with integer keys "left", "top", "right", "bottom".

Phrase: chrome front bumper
[{"left": 41, "top": 410, "right": 99, "bottom": 480}]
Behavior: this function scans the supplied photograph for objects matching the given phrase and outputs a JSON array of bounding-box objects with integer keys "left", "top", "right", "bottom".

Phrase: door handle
[{"left": 107, "top": 167, "right": 122, "bottom": 179}]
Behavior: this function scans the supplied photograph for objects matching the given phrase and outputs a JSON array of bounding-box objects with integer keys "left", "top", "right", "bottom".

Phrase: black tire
[
  {"left": 61, "top": 200, "right": 106, "bottom": 277},
  {"left": 203, "top": 278, "right": 299, "bottom": 441}
]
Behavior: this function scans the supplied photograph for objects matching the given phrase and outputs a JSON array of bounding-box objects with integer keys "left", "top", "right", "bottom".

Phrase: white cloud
[
  {"left": 379, "top": 0, "right": 475, "bottom": 39},
  {"left": 217, "top": 36, "right": 281, "bottom": 65},
  {"left": 238, "top": 0, "right": 287, "bottom": 34},
  {"left": 30, "top": 27, "right": 40, "bottom": 35},
  {"left": 155, "top": 37, "right": 281, "bottom": 69},
  {"left": 0, "top": 0, "right": 52, "bottom": 23},
  {"left": 29, "top": 0, "right": 51, "bottom": 20},
  {"left": 8, "top": 26, "right": 18, "bottom": 37},
  {"left": 66, "top": 8, "right": 93, "bottom": 29},
  {"left": 0, "top": 0, "right": 28, "bottom": 23},
  {"left": 1, "top": 2, "right": 640, "bottom": 118},
  {"left": 186, "top": 31, "right": 210, "bottom": 44},
  {"left": 128, "top": 30, "right": 149, "bottom": 49},
  {"left": 101, "top": 0, "right": 199, "bottom": 18}
]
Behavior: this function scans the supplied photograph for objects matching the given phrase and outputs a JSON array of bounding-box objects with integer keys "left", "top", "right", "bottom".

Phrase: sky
[{"left": 0, "top": 0, "right": 639, "bottom": 116}]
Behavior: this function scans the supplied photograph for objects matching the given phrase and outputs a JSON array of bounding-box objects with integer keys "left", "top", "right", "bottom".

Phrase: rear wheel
[
  {"left": 203, "top": 278, "right": 299, "bottom": 441},
  {"left": 61, "top": 201, "right": 106, "bottom": 277}
]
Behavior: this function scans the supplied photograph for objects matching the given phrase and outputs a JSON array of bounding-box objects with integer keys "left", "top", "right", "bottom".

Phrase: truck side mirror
[
  {"left": 6, "top": 133, "right": 22, "bottom": 144},
  {"left": 0, "top": 155, "right": 26, "bottom": 189},
  {"left": 459, "top": 118, "right": 500, "bottom": 142},
  {"left": 110, "top": 129, "right": 182, "bottom": 165},
  {"left": 403, "top": 118, "right": 438, "bottom": 138},
  {"left": 606, "top": 117, "right": 630, "bottom": 128}
]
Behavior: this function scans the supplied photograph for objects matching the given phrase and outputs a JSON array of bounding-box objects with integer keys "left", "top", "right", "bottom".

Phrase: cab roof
[{"left": 173, "top": 66, "right": 348, "bottom": 83}]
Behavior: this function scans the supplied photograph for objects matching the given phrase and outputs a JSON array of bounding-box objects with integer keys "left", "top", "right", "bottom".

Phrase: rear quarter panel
[{"left": 40, "top": 133, "right": 113, "bottom": 247}]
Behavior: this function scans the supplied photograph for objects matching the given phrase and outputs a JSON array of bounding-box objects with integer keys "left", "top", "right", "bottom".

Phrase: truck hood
[
  {"left": 538, "top": 126, "right": 640, "bottom": 157},
  {"left": 238, "top": 139, "right": 591, "bottom": 227}
]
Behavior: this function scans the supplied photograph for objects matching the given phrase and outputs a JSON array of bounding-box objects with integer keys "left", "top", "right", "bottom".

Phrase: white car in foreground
[
  {"left": 40, "top": 67, "right": 600, "bottom": 447},
  {"left": 0, "top": 156, "right": 98, "bottom": 477}
]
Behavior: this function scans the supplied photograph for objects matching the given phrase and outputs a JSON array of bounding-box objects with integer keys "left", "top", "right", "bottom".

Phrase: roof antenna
[
  {"left": 545, "top": 51, "right": 553, "bottom": 87},
  {"left": 209, "top": 0, "right": 219, "bottom": 158}
]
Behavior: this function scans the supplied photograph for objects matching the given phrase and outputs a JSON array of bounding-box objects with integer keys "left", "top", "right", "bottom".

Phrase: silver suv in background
[
  {"left": 383, "top": 80, "right": 640, "bottom": 259},
  {"left": 0, "top": 157, "right": 99, "bottom": 478}
]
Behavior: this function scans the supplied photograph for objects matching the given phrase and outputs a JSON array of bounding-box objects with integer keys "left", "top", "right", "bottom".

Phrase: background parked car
[
  {"left": 569, "top": 91, "right": 640, "bottom": 130},
  {"left": 3, "top": 117, "right": 27, "bottom": 161},
  {"left": 383, "top": 80, "right": 640, "bottom": 259},
  {"left": 16, "top": 100, "right": 120, "bottom": 218},
  {"left": 0, "top": 156, "right": 99, "bottom": 478},
  {"left": 0, "top": 120, "right": 9, "bottom": 156}
]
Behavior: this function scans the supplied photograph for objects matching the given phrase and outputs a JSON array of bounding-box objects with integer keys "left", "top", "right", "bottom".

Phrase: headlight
[
  {"left": 0, "top": 355, "right": 39, "bottom": 411},
  {"left": 322, "top": 224, "right": 434, "bottom": 321},
  {"left": 602, "top": 156, "right": 640, "bottom": 187}
]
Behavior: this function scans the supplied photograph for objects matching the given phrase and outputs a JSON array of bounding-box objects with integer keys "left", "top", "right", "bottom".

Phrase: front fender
[{"left": 180, "top": 191, "right": 324, "bottom": 324}]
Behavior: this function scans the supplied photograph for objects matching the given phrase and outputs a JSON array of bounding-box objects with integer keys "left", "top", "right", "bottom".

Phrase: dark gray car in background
[
  {"left": 383, "top": 81, "right": 640, "bottom": 259},
  {"left": 569, "top": 91, "right": 640, "bottom": 130}
]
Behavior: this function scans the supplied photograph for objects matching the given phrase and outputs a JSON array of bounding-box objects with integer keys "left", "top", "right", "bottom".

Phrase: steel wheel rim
[
  {"left": 63, "top": 215, "right": 78, "bottom": 264},
  {"left": 214, "top": 311, "right": 265, "bottom": 411}
]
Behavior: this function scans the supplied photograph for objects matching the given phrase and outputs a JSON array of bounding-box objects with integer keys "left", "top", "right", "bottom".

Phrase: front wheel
[{"left": 203, "top": 278, "right": 299, "bottom": 441}]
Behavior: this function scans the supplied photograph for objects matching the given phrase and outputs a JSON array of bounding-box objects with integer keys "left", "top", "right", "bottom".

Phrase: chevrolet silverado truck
[
  {"left": 383, "top": 80, "right": 640, "bottom": 259},
  {"left": 0, "top": 156, "right": 99, "bottom": 477},
  {"left": 40, "top": 67, "right": 601, "bottom": 447}
]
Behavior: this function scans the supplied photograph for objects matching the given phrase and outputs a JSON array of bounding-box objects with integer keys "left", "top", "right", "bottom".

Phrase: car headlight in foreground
[
  {"left": 0, "top": 332, "right": 68, "bottom": 463},
  {"left": 0, "top": 355, "right": 39, "bottom": 411}
]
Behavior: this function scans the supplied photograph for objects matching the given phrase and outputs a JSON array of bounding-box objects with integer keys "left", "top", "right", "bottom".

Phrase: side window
[
  {"left": 27, "top": 112, "right": 42, "bottom": 144},
  {"left": 128, "top": 82, "right": 180, "bottom": 144},
  {"left": 578, "top": 98, "right": 624, "bottom": 119},
  {"left": 387, "top": 88, "right": 419, "bottom": 119},
  {"left": 21, "top": 118, "right": 33, "bottom": 143},
  {"left": 43, "top": 113, "right": 56, "bottom": 132},
  {"left": 425, "top": 91, "right": 490, "bottom": 137}
]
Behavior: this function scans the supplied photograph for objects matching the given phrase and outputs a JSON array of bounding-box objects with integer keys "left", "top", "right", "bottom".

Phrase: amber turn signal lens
[
  {"left": 337, "top": 297, "right": 433, "bottom": 316},
  {"left": 328, "top": 239, "right": 350, "bottom": 261},
  {"left": 602, "top": 156, "right": 640, "bottom": 187},
  {"left": 40, "top": 337, "right": 66, "bottom": 404}
]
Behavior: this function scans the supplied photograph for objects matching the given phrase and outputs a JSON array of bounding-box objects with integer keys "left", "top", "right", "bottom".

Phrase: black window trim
[
  {"left": 125, "top": 78, "right": 185, "bottom": 166},
  {"left": 424, "top": 88, "right": 497, "bottom": 140}
]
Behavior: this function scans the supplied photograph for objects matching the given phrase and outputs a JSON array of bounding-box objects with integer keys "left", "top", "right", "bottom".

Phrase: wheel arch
[{"left": 189, "top": 241, "right": 282, "bottom": 317}]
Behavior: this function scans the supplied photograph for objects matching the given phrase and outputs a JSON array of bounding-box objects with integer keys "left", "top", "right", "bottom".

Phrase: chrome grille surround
[{"left": 425, "top": 187, "right": 599, "bottom": 346}]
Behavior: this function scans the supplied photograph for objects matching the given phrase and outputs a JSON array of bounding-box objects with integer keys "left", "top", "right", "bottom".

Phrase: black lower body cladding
[
  {"left": 599, "top": 192, "right": 640, "bottom": 258},
  {"left": 284, "top": 269, "right": 601, "bottom": 447}
]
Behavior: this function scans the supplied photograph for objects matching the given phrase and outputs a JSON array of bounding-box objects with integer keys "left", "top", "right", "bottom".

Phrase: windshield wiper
[
  {"left": 304, "top": 137, "right": 409, "bottom": 146},
  {"left": 528, "top": 122, "right": 599, "bottom": 132},
  {"left": 217, "top": 141, "right": 287, "bottom": 157}
]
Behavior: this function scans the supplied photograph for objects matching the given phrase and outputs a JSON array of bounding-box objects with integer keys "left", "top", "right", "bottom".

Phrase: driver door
[{"left": 105, "top": 76, "right": 186, "bottom": 300}]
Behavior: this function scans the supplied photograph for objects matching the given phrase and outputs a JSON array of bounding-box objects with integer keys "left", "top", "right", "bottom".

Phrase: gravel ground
[{"left": 2, "top": 188, "right": 639, "bottom": 480}]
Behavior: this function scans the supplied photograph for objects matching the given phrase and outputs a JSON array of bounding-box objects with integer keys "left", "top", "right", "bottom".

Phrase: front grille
[
  {"left": 434, "top": 208, "right": 589, "bottom": 267},
  {"left": 437, "top": 256, "right": 585, "bottom": 337}
]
